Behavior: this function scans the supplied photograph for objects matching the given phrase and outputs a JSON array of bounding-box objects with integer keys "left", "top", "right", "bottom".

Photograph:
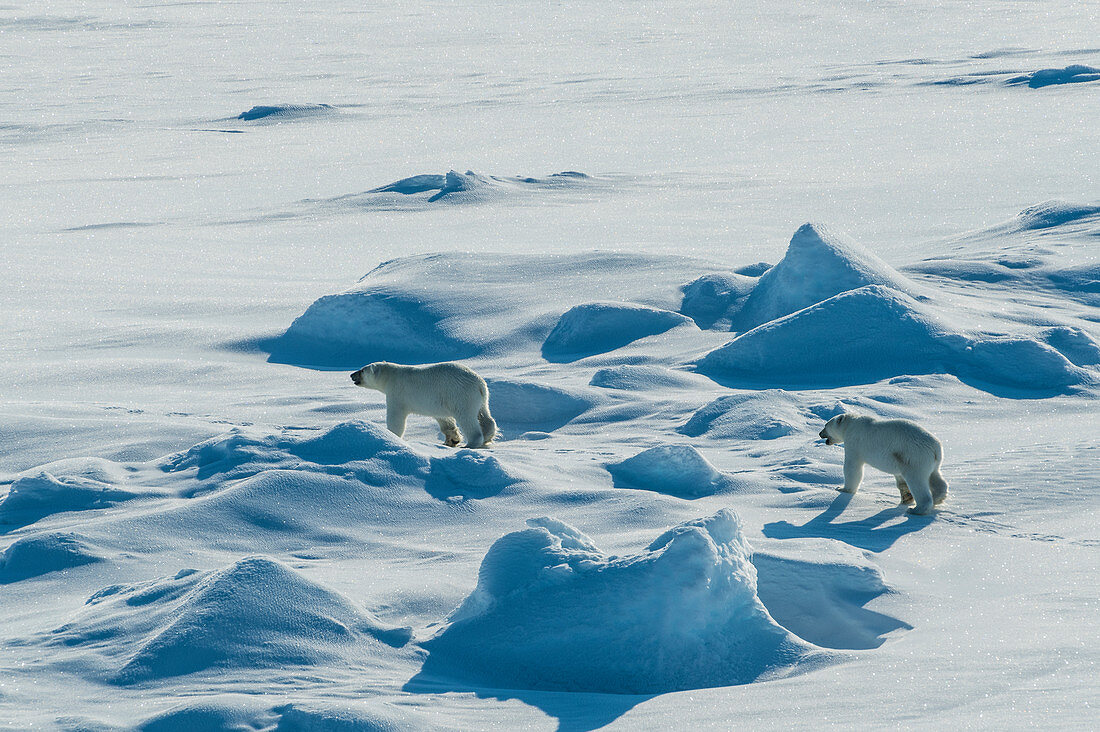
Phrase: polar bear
[
  {"left": 351, "top": 361, "right": 497, "bottom": 448},
  {"left": 819, "top": 413, "right": 948, "bottom": 515}
]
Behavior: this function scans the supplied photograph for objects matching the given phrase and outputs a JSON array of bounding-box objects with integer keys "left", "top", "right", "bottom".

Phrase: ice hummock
[{"left": 412, "top": 510, "right": 831, "bottom": 694}]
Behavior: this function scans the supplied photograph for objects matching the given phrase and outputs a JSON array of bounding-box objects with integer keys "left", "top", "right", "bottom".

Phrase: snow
[
  {"left": 3, "top": 0, "right": 1100, "bottom": 729},
  {"left": 411, "top": 511, "right": 831, "bottom": 694}
]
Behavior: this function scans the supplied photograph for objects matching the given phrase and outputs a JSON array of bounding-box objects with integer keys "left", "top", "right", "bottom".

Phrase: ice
[
  {"left": 4, "top": 0, "right": 1100, "bottom": 728},
  {"left": 411, "top": 510, "right": 831, "bottom": 694}
]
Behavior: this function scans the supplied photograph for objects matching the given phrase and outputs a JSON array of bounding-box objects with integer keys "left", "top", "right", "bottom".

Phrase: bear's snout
[
  {"left": 819, "top": 429, "right": 828, "bottom": 439},
  {"left": 350, "top": 371, "right": 362, "bottom": 385}
]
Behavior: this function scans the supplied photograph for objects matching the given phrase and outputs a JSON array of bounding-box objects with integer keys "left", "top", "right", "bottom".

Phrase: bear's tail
[
  {"left": 478, "top": 406, "right": 498, "bottom": 446},
  {"left": 930, "top": 469, "right": 949, "bottom": 505}
]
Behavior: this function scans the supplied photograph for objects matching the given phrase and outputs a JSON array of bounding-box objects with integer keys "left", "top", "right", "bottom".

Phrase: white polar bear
[
  {"left": 351, "top": 361, "right": 497, "bottom": 448},
  {"left": 819, "top": 413, "right": 948, "bottom": 515}
]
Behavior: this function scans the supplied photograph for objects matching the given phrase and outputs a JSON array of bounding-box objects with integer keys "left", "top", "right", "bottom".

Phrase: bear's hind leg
[
  {"left": 457, "top": 415, "right": 485, "bottom": 449},
  {"left": 930, "top": 468, "right": 949, "bottom": 505},
  {"left": 437, "top": 417, "right": 462, "bottom": 447},
  {"left": 903, "top": 470, "right": 935, "bottom": 515},
  {"left": 895, "top": 475, "right": 914, "bottom": 505}
]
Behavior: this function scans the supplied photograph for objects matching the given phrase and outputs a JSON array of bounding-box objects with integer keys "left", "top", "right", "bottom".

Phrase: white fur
[
  {"left": 819, "top": 413, "right": 948, "bottom": 515},
  {"left": 351, "top": 361, "right": 497, "bottom": 448}
]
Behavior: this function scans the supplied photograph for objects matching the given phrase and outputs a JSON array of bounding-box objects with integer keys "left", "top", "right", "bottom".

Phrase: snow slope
[{"left": 2, "top": 0, "right": 1099, "bottom": 729}]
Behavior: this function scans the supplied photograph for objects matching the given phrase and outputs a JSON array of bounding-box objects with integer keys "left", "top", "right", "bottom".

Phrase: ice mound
[
  {"left": 1007, "top": 200, "right": 1100, "bottom": 231},
  {"left": 269, "top": 288, "right": 482, "bottom": 367},
  {"left": 47, "top": 557, "right": 409, "bottom": 684},
  {"left": 590, "top": 364, "right": 711, "bottom": 390},
  {"left": 1043, "top": 327, "right": 1100, "bottom": 366},
  {"left": 236, "top": 103, "right": 337, "bottom": 121},
  {"left": 679, "top": 272, "right": 758, "bottom": 329},
  {"left": 607, "top": 445, "right": 740, "bottom": 498},
  {"left": 0, "top": 471, "right": 141, "bottom": 528},
  {"left": 266, "top": 252, "right": 724, "bottom": 368},
  {"left": 425, "top": 451, "right": 524, "bottom": 501},
  {"left": 485, "top": 378, "right": 594, "bottom": 433},
  {"left": 734, "top": 223, "right": 916, "bottom": 330},
  {"left": 0, "top": 532, "right": 103, "bottom": 583},
  {"left": 541, "top": 302, "right": 693, "bottom": 362},
  {"left": 1007, "top": 65, "right": 1100, "bottom": 88},
  {"left": 412, "top": 510, "right": 827, "bottom": 694},
  {"left": 697, "top": 285, "right": 1090, "bottom": 394},
  {"left": 361, "top": 170, "right": 592, "bottom": 205},
  {"left": 680, "top": 390, "right": 819, "bottom": 441},
  {"left": 162, "top": 420, "right": 417, "bottom": 481}
]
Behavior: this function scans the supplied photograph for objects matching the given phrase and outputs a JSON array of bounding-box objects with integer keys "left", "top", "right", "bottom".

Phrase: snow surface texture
[{"left": 4, "top": 1, "right": 1100, "bottom": 729}]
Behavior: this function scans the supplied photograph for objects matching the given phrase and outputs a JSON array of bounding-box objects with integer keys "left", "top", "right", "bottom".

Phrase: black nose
[
  {"left": 350, "top": 372, "right": 360, "bottom": 384},
  {"left": 818, "top": 430, "right": 827, "bottom": 438}
]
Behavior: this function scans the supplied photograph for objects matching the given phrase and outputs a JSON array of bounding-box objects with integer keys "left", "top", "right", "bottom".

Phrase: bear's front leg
[
  {"left": 841, "top": 452, "right": 864, "bottom": 494},
  {"left": 386, "top": 403, "right": 408, "bottom": 438}
]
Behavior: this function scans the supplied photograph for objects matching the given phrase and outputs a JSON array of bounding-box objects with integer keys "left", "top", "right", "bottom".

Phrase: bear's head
[
  {"left": 350, "top": 362, "right": 385, "bottom": 390},
  {"left": 819, "top": 413, "right": 849, "bottom": 445}
]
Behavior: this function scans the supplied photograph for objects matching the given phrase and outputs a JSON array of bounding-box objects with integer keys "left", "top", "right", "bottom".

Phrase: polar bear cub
[
  {"left": 819, "top": 413, "right": 948, "bottom": 515},
  {"left": 351, "top": 361, "right": 497, "bottom": 448}
]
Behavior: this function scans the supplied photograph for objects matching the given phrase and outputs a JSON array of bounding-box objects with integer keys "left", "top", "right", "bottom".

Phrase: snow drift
[
  {"left": 0, "top": 470, "right": 143, "bottom": 529},
  {"left": 0, "top": 532, "right": 103, "bottom": 583},
  {"left": 607, "top": 445, "right": 742, "bottom": 498},
  {"left": 732, "top": 222, "right": 917, "bottom": 331},
  {"left": 1006, "top": 65, "right": 1100, "bottom": 88},
  {"left": 411, "top": 510, "right": 830, "bottom": 694},
  {"left": 236, "top": 104, "right": 338, "bottom": 121},
  {"left": 44, "top": 556, "right": 410, "bottom": 685},
  {"left": 697, "top": 284, "right": 1091, "bottom": 394},
  {"left": 264, "top": 252, "right": 726, "bottom": 368},
  {"left": 680, "top": 390, "right": 840, "bottom": 441},
  {"left": 541, "top": 302, "right": 693, "bottom": 362}
]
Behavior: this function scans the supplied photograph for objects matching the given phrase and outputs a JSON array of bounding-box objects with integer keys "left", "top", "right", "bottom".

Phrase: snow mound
[
  {"left": 1007, "top": 200, "right": 1100, "bottom": 231},
  {"left": 734, "top": 223, "right": 916, "bottom": 330},
  {"left": 680, "top": 391, "right": 814, "bottom": 440},
  {"left": 162, "top": 420, "right": 416, "bottom": 480},
  {"left": 0, "top": 532, "right": 103, "bottom": 583},
  {"left": 1006, "top": 65, "right": 1100, "bottom": 88},
  {"left": 413, "top": 510, "right": 827, "bottom": 694},
  {"left": 607, "top": 445, "right": 740, "bottom": 498},
  {"left": 265, "top": 252, "right": 723, "bottom": 368},
  {"left": 236, "top": 103, "right": 337, "bottom": 121},
  {"left": 1043, "top": 326, "right": 1100, "bottom": 366},
  {"left": 343, "top": 169, "right": 598, "bottom": 206},
  {"left": 679, "top": 272, "right": 757, "bottom": 329},
  {"left": 590, "top": 364, "right": 711, "bottom": 390},
  {"left": 697, "top": 285, "right": 1090, "bottom": 395},
  {"left": 485, "top": 379, "right": 594, "bottom": 433},
  {"left": 47, "top": 557, "right": 409, "bottom": 685},
  {"left": 426, "top": 451, "right": 524, "bottom": 501},
  {"left": 0, "top": 471, "right": 141, "bottom": 528},
  {"left": 541, "top": 302, "right": 693, "bottom": 362}
]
